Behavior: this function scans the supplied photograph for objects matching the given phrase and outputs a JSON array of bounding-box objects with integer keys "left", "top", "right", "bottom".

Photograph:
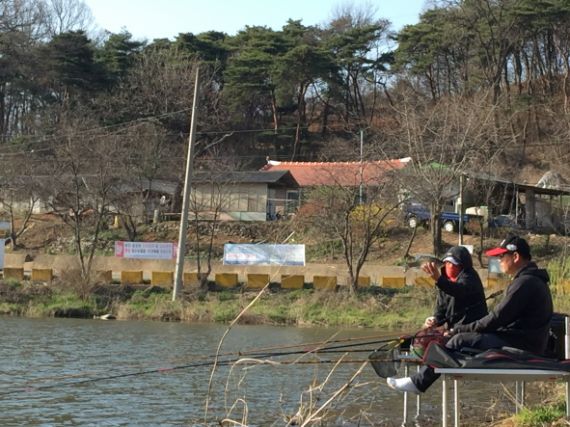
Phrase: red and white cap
[{"left": 485, "top": 234, "right": 531, "bottom": 258}]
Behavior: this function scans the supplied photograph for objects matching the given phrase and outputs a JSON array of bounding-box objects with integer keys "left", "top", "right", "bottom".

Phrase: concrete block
[
  {"left": 121, "top": 270, "right": 143, "bottom": 285},
  {"left": 31, "top": 268, "right": 53, "bottom": 283},
  {"left": 313, "top": 275, "right": 337, "bottom": 291},
  {"left": 151, "top": 271, "right": 174, "bottom": 287},
  {"left": 246, "top": 274, "right": 270, "bottom": 289},
  {"left": 184, "top": 272, "right": 207, "bottom": 287},
  {"left": 215, "top": 273, "right": 238, "bottom": 288},
  {"left": 281, "top": 275, "right": 304, "bottom": 290},
  {"left": 381, "top": 276, "right": 406, "bottom": 288},
  {"left": 3, "top": 267, "right": 24, "bottom": 281}
]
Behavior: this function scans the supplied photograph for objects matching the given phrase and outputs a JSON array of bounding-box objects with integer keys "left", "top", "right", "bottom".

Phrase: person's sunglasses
[{"left": 498, "top": 252, "right": 513, "bottom": 259}]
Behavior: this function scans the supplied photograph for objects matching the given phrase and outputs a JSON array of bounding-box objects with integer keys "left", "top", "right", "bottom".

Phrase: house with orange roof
[
  {"left": 191, "top": 170, "right": 299, "bottom": 221},
  {"left": 260, "top": 158, "right": 411, "bottom": 215},
  {"left": 261, "top": 158, "right": 411, "bottom": 187}
]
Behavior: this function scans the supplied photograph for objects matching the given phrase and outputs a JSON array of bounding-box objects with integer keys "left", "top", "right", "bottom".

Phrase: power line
[{"left": 0, "top": 124, "right": 310, "bottom": 156}]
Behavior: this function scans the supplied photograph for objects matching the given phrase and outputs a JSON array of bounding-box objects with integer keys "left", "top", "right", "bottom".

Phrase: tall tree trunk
[{"left": 270, "top": 91, "right": 279, "bottom": 133}]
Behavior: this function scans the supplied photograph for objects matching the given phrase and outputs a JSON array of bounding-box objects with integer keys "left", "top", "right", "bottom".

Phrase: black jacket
[
  {"left": 434, "top": 247, "right": 488, "bottom": 328},
  {"left": 454, "top": 262, "right": 553, "bottom": 354}
]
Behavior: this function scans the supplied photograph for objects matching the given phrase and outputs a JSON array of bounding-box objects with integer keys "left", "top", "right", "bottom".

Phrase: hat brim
[
  {"left": 442, "top": 256, "right": 461, "bottom": 265},
  {"left": 485, "top": 247, "right": 509, "bottom": 257}
]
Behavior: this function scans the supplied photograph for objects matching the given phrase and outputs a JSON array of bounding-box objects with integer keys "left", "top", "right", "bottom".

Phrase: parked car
[
  {"left": 488, "top": 214, "right": 520, "bottom": 229},
  {"left": 404, "top": 202, "right": 483, "bottom": 232}
]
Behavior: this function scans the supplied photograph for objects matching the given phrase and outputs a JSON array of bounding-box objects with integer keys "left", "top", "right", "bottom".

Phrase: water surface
[{"left": 1, "top": 317, "right": 513, "bottom": 426}]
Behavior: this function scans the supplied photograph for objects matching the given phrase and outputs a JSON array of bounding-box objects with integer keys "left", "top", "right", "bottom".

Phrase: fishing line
[
  {"left": 0, "top": 351, "right": 407, "bottom": 398},
  {"left": 4, "top": 334, "right": 409, "bottom": 390},
  {"left": 0, "top": 336, "right": 410, "bottom": 397}
]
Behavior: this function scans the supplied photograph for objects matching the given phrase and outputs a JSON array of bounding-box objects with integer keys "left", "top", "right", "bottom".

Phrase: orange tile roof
[{"left": 260, "top": 159, "right": 410, "bottom": 187}]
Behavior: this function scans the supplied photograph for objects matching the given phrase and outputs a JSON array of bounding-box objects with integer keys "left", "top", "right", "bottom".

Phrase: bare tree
[
  {"left": 39, "top": 0, "right": 94, "bottom": 38},
  {"left": 0, "top": 153, "right": 42, "bottom": 248},
  {"left": 188, "top": 177, "right": 226, "bottom": 288},
  {"left": 188, "top": 160, "right": 246, "bottom": 288},
  {"left": 109, "top": 121, "right": 177, "bottom": 241},
  {"left": 45, "top": 117, "right": 126, "bottom": 294},
  {"left": 380, "top": 94, "right": 502, "bottom": 255},
  {"left": 296, "top": 165, "right": 401, "bottom": 293}
]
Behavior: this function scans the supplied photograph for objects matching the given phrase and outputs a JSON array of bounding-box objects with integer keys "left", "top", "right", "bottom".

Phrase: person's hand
[
  {"left": 443, "top": 328, "right": 456, "bottom": 337},
  {"left": 423, "top": 316, "right": 436, "bottom": 329},
  {"left": 421, "top": 261, "right": 441, "bottom": 281}
]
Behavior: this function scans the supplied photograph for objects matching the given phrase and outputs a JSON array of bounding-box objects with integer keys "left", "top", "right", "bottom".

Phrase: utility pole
[
  {"left": 173, "top": 66, "right": 200, "bottom": 301},
  {"left": 359, "top": 129, "right": 364, "bottom": 204},
  {"left": 458, "top": 174, "right": 464, "bottom": 245}
]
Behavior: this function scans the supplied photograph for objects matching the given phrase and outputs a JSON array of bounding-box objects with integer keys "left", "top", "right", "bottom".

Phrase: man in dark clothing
[
  {"left": 451, "top": 235, "right": 553, "bottom": 353},
  {"left": 387, "top": 235, "right": 553, "bottom": 394},
  {"left": 388, "top": 245, "right": 487, "bottom": 392},
  {"left": 430, "top": 246, "right": 488, "bottom": 328}
]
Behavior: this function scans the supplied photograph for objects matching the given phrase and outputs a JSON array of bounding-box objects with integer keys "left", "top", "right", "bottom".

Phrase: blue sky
[{"left": 84, "top": 0, "right": 427, "bottom": 41}]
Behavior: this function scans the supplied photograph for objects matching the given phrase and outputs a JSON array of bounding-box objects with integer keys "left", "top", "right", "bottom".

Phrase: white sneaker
[{"left": 386, "top": 377, "right": 420, "bottom": 394}]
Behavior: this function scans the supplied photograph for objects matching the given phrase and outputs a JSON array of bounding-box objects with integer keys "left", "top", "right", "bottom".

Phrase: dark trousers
[{"left": 411, "top": 332, "right": 512, "bottom": 392}]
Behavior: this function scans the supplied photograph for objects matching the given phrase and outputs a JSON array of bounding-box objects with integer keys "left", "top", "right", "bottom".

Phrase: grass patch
[
  {"left": 25, "top": 291, "right": 97, "bottom": 318},
  {"left": 0, "top": 302, "right": 22, "bottom": 315},
  {"left": 4, "top": 278, "right": 21, "bottom": 289},
  {"left": 514, "top": 401, "right": 565, "bottom": 426}
]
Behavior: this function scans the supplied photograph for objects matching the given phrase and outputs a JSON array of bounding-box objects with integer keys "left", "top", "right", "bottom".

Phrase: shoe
[{"left": 386, "top": 377, "right": 420, "bottom": 394}]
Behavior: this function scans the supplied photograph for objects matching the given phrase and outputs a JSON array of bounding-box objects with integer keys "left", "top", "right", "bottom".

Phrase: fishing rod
[
  {"left": 12, "top": 289, "right": 503, "bottom": 394},
  {"left": 11, "top": 333, "right": 409, "bottom": 390},
  {"left": 2, "top": 325, "right": 461, "bottom": 396},
  {"left": 10, "top": 290, "right": 503, "bottom": 392},
  {"left": 0, "top": 350, "right": 412, "bottom": 398},
  {"left": 198, "top": 332, "right": 406, "bottom": 361},
  {"left": 6, "top": 336, "right": 407, "bottom": 393}
]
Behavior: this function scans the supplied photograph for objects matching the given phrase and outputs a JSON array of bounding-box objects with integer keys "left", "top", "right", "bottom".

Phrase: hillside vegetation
[{"left": 1, "top": 0, "right": 569, "bottom": 291}]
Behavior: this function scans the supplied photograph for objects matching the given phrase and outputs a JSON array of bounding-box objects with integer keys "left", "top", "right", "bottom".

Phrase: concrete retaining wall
[{"left": 0, "top": 253, "right": 529, "bottom": 292}]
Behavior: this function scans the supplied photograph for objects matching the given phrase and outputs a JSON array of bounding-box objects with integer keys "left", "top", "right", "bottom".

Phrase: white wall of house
[
  {"left": 192, "top": 183, "right": 268, "bottom": 221},
  {"left": 9, "top": 197, "right": 49, "bottom": 214}
]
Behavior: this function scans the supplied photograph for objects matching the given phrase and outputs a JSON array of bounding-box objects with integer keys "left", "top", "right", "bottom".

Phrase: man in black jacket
[
  {"left": 388, "top": 245, "right": 487, "bottom": 393},
  {"left": 387, "top": 235, "right": 553, "bottom": 394},
  {"left": 428, "top": 245, "right": 488, "bottom": 329}
]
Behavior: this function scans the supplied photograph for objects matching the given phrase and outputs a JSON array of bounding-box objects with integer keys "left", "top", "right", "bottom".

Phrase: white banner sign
[
  {"left": 115, "top": 241, "right": 176, "bottom": 260},
  {"left": 223, "top": 244, "right": 305, "bottom": 266}
]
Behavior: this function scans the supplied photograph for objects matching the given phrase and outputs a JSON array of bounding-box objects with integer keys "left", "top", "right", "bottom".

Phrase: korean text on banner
[
  {"left": 115, "top": 241, "right": 176, "bottom": 260},
  {"left": 223, "top": 244, "right": 305, "bottom": 266}
]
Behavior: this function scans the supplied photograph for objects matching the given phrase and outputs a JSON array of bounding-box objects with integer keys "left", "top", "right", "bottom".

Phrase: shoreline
[{"left": 0, "top": 282, "right": 433, "bottom": 329}]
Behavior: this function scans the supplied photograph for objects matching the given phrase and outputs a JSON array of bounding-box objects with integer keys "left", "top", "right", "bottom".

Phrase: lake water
[{"left": 0, "top": 317, "right": 515, "bottom": 426}]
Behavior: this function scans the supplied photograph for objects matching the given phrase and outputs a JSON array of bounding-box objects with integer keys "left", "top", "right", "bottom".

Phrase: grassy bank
[
  {"left": 0, "top": 281, "right": 435, "bottom": 329},
  {"left": 2, "top": 280, "right": 570, "bottom": 332}
]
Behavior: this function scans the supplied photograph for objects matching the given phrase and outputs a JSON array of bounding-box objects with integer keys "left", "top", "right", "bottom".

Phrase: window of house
[{"left": 286, "top": 190, "right": 300, "bottom": 213}]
